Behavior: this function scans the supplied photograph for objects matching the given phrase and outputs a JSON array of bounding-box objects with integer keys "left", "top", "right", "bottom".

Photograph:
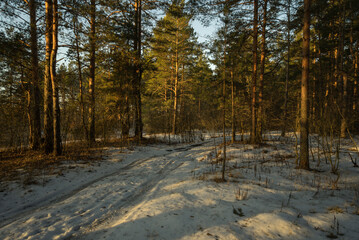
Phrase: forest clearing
[
  {"left": 1, "top": 0, "right": 359, "bottom": 239},
  {"left": 1, "top": 133, "right": 359, "bottom": 239}
]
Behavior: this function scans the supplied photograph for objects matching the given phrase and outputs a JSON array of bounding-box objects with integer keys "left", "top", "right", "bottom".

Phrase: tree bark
[
  {"left": 299, "top": 0, "right": 311, "bottom": 170},
  {"left": 134, "top": 0, "right": 143, "bottom": 140},
  {"left": 258, "top": 0, "right": 268, "bottom": 141},
  {"left": 222, "top": 47, "right": 227, "bottom": 181},
  {"left": 29, "top": 0, "right": 41, "bottom": 150},
  {"left": 340, "top": 73, "right": 348, "bottom": 137},
  {"left": 251, "top": 0, "right": 258, "bottom": 144},
  {"left": 44, "top": 0, "right": 54, "bottom": 154},
  {"left": 231, "top": 69, "right": 235, "bottom": 143},
  {"left": 354, "top": 47, "right": 358, "bottom": 114},
  {"left": 222, "top": 5, "right": 229, "bottom": 181},
  {"left": 172, "top": 47, "right": 179, "bottom": 135},
  {"left": 340, "top": 3, "right": 347, "bottom": 138},
  {"left": 349, "top": 4, "right": 357, "bottom": 121},
  {"left": 88, "top": 0, "right": 96, "bottom": 144},
  {"left": 51, "top": 0, "right": 61, "bottom": 155},
  {"left": 311, "top": 44, "right": 316, "bottom": 123}
]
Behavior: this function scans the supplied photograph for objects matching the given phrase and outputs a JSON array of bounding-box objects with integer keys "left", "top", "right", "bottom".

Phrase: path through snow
[{"left": 1, "top": 135, "right": 359, "bottom": 239}]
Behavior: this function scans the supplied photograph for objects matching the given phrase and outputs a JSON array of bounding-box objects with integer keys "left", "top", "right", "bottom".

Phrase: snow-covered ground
[{"left": 1, "top": 133, "right": 359, "bottom": 239}]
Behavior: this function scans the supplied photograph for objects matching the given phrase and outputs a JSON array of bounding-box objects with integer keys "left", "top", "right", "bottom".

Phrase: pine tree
[
  {"left": 134, "top": 0, "right": 143, "bottom": 140},
  {"left": 51, "top": 0, "right": 62, "bottom": 155},
  {"left": 299, "top": 0, "right": 311, "bottom": 170},
  {"left": 251, "top": 0, "right": 259, "bottom": 144},
  {"left": 44, "top": 0, "right": 54, "bottom": 154},
  {"left": 88, "top": 0, "right": 96, "bottom": 144},
  {"left": 29, "top": 0, "right": 42, "bottom": 150},
  {"left": 258, "top": 0, "right": 268, "bottom": 140},
  {"left": 148, "top": 0, "right": 196, "bottom": 134}
]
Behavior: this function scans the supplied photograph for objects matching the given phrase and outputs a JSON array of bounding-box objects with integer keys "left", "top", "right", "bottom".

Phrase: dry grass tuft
[
  {"left": 212, "top": 176, "right": 226, "bottom": 183},
  {"left": 235, "top": 187, "right": 248, "bottom": 201},
  {"left": 327, "top": 206, "right": 344, "bottom": 214}
]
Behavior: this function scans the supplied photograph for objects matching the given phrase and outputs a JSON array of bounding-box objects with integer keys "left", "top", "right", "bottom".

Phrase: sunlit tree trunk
[
  {"left": 51, "top": 0, "right": 61, "bottom": 155},
  {"left": 258, "top": 0, "right": 268, "bottom": 141},
  {"left": 44, "top": 0, "right": 54, "bottom": 154},
  {"left": 299, "top": 0, "right": 311, "bottom": 170}
]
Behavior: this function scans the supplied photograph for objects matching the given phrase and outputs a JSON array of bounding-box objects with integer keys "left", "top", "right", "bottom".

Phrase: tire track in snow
[
  {"left": 0, "top": 148, "right": 173, "bottom": 229},
  {"left": 72, "top": 141, "right": 209, "bottom": 238},
  {"left": 0, "top": 141, "right": 209, "bottom": 238},
  {"left": 74, "top": 141, "right": 210, "bottom": 238},
  {"left": 73, "top": 157, "right": 185, "bottom": 239}
]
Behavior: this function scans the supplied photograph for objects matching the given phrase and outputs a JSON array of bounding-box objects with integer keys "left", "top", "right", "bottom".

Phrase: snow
[{"left": 1, "top": 133, "right": 359, "bottom": 239}]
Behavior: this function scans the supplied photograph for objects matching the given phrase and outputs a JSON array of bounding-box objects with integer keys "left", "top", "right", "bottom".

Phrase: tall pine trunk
[
  {"left": 44, "top": 0, "right": 54, "bottom": 154},
  {"left": 51, "top": 0, "right": 61, "bottom": 155},
  {"left": 231, "top": 70, "right": 235, "bottom": 143},
  {"left": 222, "top": 47, "right": 227, "bottom": 181},
  {"left": 354, "top": 45, "right": 358, "bottom": 121},
  {"left": 222, "top": 5, "right": 229, "bottom": 181},
  {"left": 340, "top": 3, "right": 347, "bottom": 138},
  {"left": 172, "top": 48, "right": 179, "bottom": 135},
  {"left": 134, "top": 0, "right": 143, "bottom": 140},
  {"left": 258, "top": 0, "right": 268, "bottom": 140},
  {"left": 299, "top": 0, "right": 311, "bottom": 170},
  {"left": 88, "top": 0, "right": 96, "bottom": 144},
  {"left": 29, "top": 0, "right": 41, "bottom": 150},
  {"left": 349, "top": 5, "right": 357, "bottom": 130},
  {"left": 251, "top": 0, "right": 258, "bottom": 144}
]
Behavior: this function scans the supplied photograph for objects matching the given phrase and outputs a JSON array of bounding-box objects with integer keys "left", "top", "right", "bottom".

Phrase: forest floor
[{"left": 0, "top": 132, "right": 359, "bottom": 240}]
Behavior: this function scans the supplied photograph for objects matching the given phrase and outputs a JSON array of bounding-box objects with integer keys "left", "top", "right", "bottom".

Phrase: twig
[{"left": 348, "top": 153, "right": 358, "bottom": 167}]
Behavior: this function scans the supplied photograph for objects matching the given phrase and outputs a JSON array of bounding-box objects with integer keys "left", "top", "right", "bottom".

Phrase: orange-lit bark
[
  {"left": 44, "top": 0, "right": 54, "bottom": 154},
  {"left": 51, "top": 0, "right": 61, "bottom": 155},
  {"left": 299, "top": 0, "right": 311, "bottom": 170},
  {"left": 258, "top": 0, "right": 268, "bottom": 140}
]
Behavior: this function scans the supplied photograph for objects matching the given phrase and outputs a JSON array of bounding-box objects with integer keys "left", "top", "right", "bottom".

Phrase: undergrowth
[
  {"left": 0, "top": 142, "right": 103, "bottom": 183},
  {"left": 0, "top": 137, "right": 159, "bottom": 184}
]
